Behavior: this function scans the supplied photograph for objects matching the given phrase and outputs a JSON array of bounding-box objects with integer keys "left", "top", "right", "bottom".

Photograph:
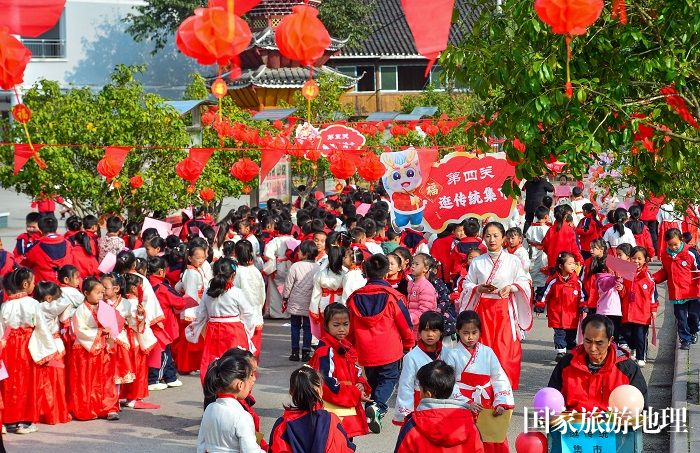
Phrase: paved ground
[{"left": 0, "top": 188, "right": 674, "bottom": 452}]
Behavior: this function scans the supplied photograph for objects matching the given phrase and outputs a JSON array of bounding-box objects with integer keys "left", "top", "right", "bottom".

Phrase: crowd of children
[{"left": 0, "top": 183, "right": 691, "bottom": 451}]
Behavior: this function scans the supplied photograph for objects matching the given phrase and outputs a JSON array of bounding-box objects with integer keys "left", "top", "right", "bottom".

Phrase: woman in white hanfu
[{"left": 457, "top": 222, "right": 533, "bottom": 390}]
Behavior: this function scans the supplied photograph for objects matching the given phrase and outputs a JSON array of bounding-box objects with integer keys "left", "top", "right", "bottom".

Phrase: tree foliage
[
  {"left": 399, "top": 84, "right": 483, "bottom": 118},
  {"left": 441, "top": 0, "right": 700, "bottom": 201},
  {"left": 0, "top": 66, "right": 248, "bottom": 219},
  {"left": 318, "top": 0, "right": 376, "bottom": 47}
]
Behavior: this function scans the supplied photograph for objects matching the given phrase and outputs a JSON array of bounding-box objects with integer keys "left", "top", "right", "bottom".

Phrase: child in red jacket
[
  {"left": 653, "top": 228, "right": 700, "bottom": 349},
  {"left": 621, "top": 247, "right": 657, "bottom": 367},
  {"left": 627, "top": 205, "right": 656, "bottom": 258},
  {"left": 582, "top": 239, "right": 607, "bottom": 313},
  {"left": 575, "top": 203, "right": 602, "bottom": 260},
  {"left": 13, "top": 212, "right": 41, "bottom": 261},
  {"left": 147, "top": 256, "right": 196, "bottom": 389},
  {"left": 309, "top": 303, "right": 371, "bottom": 439},
  {"left": 542, "top": 206, "right": 584, "bottom": 273},
  {"left": 69, "top": 231, "right": 99, "bottom": 278},
  {"left": 535, "top": 252, "right": 584, "bottom": 363},
  {"left": 394, "top": 360, "right": 484, "bottom": 453},
  {"left": 23, "top": 215, "right": 74, "bottom": 284},
  {"left": 346, "top": 254, "right": 414, "bottom": 433}
]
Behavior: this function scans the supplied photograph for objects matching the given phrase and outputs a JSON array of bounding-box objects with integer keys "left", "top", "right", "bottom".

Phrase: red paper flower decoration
[
  {"left": 330, "top": 158, "right": 356, "bottom": 180},
  {"left": 0, "top": 27, "right": 32, "bottom": 90},
  {"left": 230, "top": 157, "right": 259, "bottom": 183},
  {"left": 357, "top": 153, "right": 385, "bottom": 183},
  {"left": 176, "top": 157, "right": 206, "bottom": 187},
  {"left": 11, "top": 103, "right": 32, "bottom": 123},
  {"left": 130, "top": 175, "right": 144, "bottom": 189},
  {"left": 275, "top": 5, "right": 331, "bottom": 67},
  {"left": 176, "top": 7, "right": 252, "bottom": 67},
  {"left": 199, "top": 187, "right": 216, "bottom": 203}
]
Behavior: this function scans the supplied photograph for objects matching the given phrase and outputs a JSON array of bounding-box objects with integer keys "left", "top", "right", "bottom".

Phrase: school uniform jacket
[
  {"left": 23, "top": 234, "right": 74, "bottom": 284},
  {"left": 394, "top": 341, "right": 442, "bottom": 425},
  {"left": 429, "top": 234, "right": 455, "bottom": 284},
  {"left": 149, "top": 275, "right": 193, "bottom": 342},
  {"left": 542, "top": 223, "right": 584, "bottom": 270},
  {"left": 346, "top": 279, "right": 414, "bottom": 367},
  {"left": 269, "top": 408, "right": 355, "bottom": 453},
  {"left": 308, "top": 334, "right": 370, "bottom": 438},
  {"left": 575, "top": 214, "right": 601, "bottom": 253},
  {"left": 621, "top": 266, "right": 658, "bottom": 325},
  {"left": 72, "top": 245, "right": 99, "bottom": 278},
  {"left": 548, "top": 343, "right": 648, "bottom": 412},
  {"left": 652, "top": 245, "right": 700, "bottom": 301},
  {"left": 0, "top": 250, "right": 17, "bottom": 278},
  {"left": 13, "top": 231, "right": 40, "bottom": 259},
  {"left": 394, "top": 398, "right": 485, "bottom": 453},
  {"left": 538, "top": 273, "right": 584, "bottom": 329}
]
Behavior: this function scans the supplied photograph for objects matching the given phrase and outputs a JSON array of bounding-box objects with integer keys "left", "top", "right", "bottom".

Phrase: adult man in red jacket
[
  {"left": 548, "top": 314, "right": 648, "bottom": 412},
  {"left": 23, "top": 215, "right": 73, "bottom": 284},
  {"left": 347, "top": 254, "right": 414, "bottom": 434},
  {"left": 394, "top": 360, "right": 484, "bottom": 453}
]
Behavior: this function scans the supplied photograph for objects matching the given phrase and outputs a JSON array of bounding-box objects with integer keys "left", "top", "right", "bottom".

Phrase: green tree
[
  {"left": 399, "top": 84, "right": 483, "bottom": 118},
  {"left": 0, "top": 65, "right": 246, "bottom": 219},
  {"left": 126, "top": 0, "right": 375, "bottom": 53},
  {"left": 441, "top": 0, "right": 700, "bottom": 200}
]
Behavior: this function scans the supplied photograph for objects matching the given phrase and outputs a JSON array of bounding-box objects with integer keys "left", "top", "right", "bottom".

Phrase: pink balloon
[
  {"left": 608, "top": 384, "right": 644, "bottom": 413},
  {"left": 532, "top": 387, "right": 566, "bottom": 416}
]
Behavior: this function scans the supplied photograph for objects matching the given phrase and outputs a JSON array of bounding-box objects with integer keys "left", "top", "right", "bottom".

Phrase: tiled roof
[
  {"left": 339, "top": 0, "right": 484, "bottom": 58},
  {"left": 223, "top": 65, "right": 360, "bottom": 89},
  {"left": 249, "top": 27, "right": 348, "bottom": 52}
]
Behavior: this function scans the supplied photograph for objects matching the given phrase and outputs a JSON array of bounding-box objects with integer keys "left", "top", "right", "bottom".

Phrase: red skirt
[
  {"left": 37, "top": 359, "right": 71, "bottom": 424},
  {"left": 172, "top": 318, "right": 204, "bottom": 374},
  {"left": 199, "top": 321, "right": 249, "bottom": 383},
  {"left": 113, "top": 341, "right": 135, "bottom": 385},
  {"left": 475, "top": 297, "right": 522, "bottom": 390},
  {"left": 484, "top": 439, "right": 510, "bottom": 453},
  {"left": 1, "top": 327, "right": 39, "bottom": 423},
  {"left": 252, "top": 326, "right": 263, "bottom": 361},
  {"left": 68, "top": 336, "right": 119, "bottom": 420},
  {"left": 121, "top": 330, "right": 148, "bottom": 401}
]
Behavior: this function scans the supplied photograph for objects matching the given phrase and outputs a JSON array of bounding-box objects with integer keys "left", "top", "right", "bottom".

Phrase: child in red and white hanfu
[
  {"left": 444, "top": 311, "right": 514, "bottom": 453},
  {"left": 1, "top": 268, "right": 59, "bottom": 433},
  {"left": 68, "top": 277, "right": 120, "bottom": 421},
  {"left": 101, "top": 274, "right": 135, "bottom": 388}
]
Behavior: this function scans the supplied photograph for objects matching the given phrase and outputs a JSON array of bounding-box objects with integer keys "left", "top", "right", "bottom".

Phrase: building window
[
  {"left": 398, "top": 66, "right": 428, "bottom": 91},
  {"left": 380, "top": 66, "right": 398, "bottom": 91},
  {"left": 356, "top": 66, "right": 375, "bottom": 92},
  {"left": 21, "top": 11, "right": 66, "bottom": 59},
  {"left": 429, "top": 66, "right": 446, "bottom": 90}
]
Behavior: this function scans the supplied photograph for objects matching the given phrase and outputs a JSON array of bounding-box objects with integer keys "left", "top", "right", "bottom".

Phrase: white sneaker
[
  {"left": 16, "top": 423, "right": 38, "bottom": 434},
  {"left": 166, "top": 379, "right": 183, "bottom": 388},
  {"left": 124, "top": 400, "right": 136, "bottom": 408},
  {"left": 2, "top": 425, "right": 6, "bottom": 434},
  {"left": 637, "top": 360, "right": 646, "bottom": 368},
  {"left": 148, "top": 383, "right": 168, "bottom": 391}
]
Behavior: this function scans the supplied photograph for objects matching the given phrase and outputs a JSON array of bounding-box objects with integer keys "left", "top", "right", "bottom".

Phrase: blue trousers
[
  {"left": 364, "top": 359, "right": 401, "bottom": 415},
  {"left": 673, "top": 299, "right": 700, "bottom": 344},
  {"left": 290, "top": 315, "right": 312, "bottom": 352},
  {"left": 394, "top": 210, "right": 424, "bottom": 227},
  {"left": 553, "top": 328, "right": 577, "bottom": 351},
  {"left": 148, "top": 345, "right": 178, "bottom": 384}
]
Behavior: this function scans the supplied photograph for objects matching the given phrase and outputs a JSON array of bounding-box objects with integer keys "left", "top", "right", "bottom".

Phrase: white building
[{"left": 2, "top": 0, "right": 209, "bottom": 114}]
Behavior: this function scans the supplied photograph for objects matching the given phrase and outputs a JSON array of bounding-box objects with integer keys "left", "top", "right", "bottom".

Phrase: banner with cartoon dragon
[{"left": 380, "top": 149, "right": 516, "bottom": 233}]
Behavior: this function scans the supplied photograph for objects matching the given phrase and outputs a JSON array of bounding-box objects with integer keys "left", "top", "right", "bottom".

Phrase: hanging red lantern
[
  {"left": 0, "top": 1, "right": 66, "bottom": 37},
  {"left": 199, "top": 187, "right": 216, "bottom": 203},
  {"left": 11, "top": 103, "right": 32, "bottom": 123},
  {"left": 305, "top": 148, "right": 321, "bottom": 162},
  {"left": 176, "top": 6, "right": 252, "bottom": 67},
  {"left": 230, "top": 157, "right": 260, "bottom": 183},
  {"left": 176, "top": 148, "right": 214, "bottom": 192},
  {"left": 275, "top": 4, "right": 331, "bottom": 67},
  {"left": 357, "top": 153, "right": 385, "bottom": 185},
  {"left": 330, "top": 158, "right": 356, "bottom": 180},
  {"left": 0, "top": 28, "right": 32, "bottom": 90},
  {"left": 301, "top": 79, "right": 320, "bottom": 101},
  {"left": 534, "top": 0, "right": 603, "bottom": 97},
  {"left": 211, "top": 77, "right": 228, "bottom": 99},
  {"left": 97, "top": 146, "right": 131, "bottom": 182},
  {"left": 130, "top": 175, "right": 144, "bottom": 189}
]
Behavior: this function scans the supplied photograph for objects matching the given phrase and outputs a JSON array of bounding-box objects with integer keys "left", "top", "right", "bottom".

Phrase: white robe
[
  {"left": 393, "top": 345, "right": 441, "bottom": 424},
  {"left": 245, "top": 234, "right": 264, "bottom": 270},
  {"left": 1, "top": 295, "right": 58, "bottom": 364},
  {"left": 444, "top": 342, "right": 514, "bottom": 408},
  {"left": 41, "top": 289, "right": 83, "bottom": 356},
  {"left": 180, "top": 266, "right": 212, "bottom": 321},
  {"left": 341, "top": 268, "right": 367, "bottom": 304},
  {"left": 186, "top": 287, "right": 256, "bottom": 353},
  {"left": 525, "top": 224, "right": 550, "bottom": 289},
  {"left": 233, "top": 265, "right": 266, "bottom": 328},
  {"left": 263, "top": 235, "right": 293, "bottom": 319},
  {"left": 197, "top": 397, "right": 265, "bottom": 453},
  {"left": 310, "top": 268, "right": 344, "bottom": 317}
]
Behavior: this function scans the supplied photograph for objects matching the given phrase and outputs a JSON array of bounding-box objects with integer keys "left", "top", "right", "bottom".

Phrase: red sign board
[
  {"left": 319, "top": 125, "right": 366, "bottom": 156},
  {"left": 420, "top": 152, "right": 516, "bottom": 232}
]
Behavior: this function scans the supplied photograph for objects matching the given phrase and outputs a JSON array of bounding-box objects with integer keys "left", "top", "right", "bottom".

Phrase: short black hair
[
  {"left": 535, "top": 206, "right": 550, "bottom": 220},
  {"left": 582, "top": 314, "right": 614, "bottom": 339},
  {"left": 57, "top": 265, "right": 79, "bottom": 284},
  {"left": 572, "top": 187, "right": 583, "bottom": 197},
  {"left": 34, "top": 281, "right": 61, "bottom": 302},
  {"left": 456, "top": 310, "right": 481, "bottom": 331},
  {"left": 418, "top": 311, "right": 445, "bottom": 333},
  {"left": 363, "top": 254, "right": 389, "bottom": 279},
  {"left": 416, "top": 360, "right": 455, "bottom": 399},
  {"left": 106, "top": 216, "right": 123, "bottom": 233},
  {"left": 38, "top": 215, "right": 58, "bottom": 234},
  {"left": 298, "top": 240, "right": 318, "bottom": 260},
  {"left": 323, "top": 303, "right": 350, "bottom": 328},
  {"left": 25, "top": 212, "right": 41, "bottom": 224},
  {"left": 82, "top": 215, "right": 98, "bottom": 229},
  {"left": 277, "top": 220, "right": 293, "bottom": 235},
  {"left": 665, "top": 228, "right": 683, "bottom": 242},
  {"left": 462, "top": 218, "right": 481, "bottom": 237}
]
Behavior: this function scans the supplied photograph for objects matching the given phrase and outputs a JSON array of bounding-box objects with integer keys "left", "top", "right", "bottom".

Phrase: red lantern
[
  {"left": 275, "top": 5, "right": 331, "bottom": 67},
  {"left": 330, "top": 158, "right": 356, "bottom": 180},
  {"left": 357, "top": 153, "right": 385, "bottom": 184},
  {"left": 176, "top": 7, "right": 252, "bottom": 67},
  {"left": 11, "top": 103, "right": 31, "bottom": 123},
  {"left": 305, "top": 148, "right": 321, "bottom": 162},
  {"left": 534, "top": 0, "right": 603, "bottom": 97},
  {"left": 230, "top": 157, "right": 260, "bottom": 183},
  {"left": 0, "top": 1, "right": 66, "bottom": 37},
  {"left": 200, "top": 187, "right": 216, "bottom": 203},
  {"left": 301, "top": 79, "right": 319, "bottom": 101},
  {"left": 97, "top": 146, "right": 131, "bottom": 182},
  {"left": 0, "top": 28, "right": 32, "bottom": 90},
  {"left": 130, "top": 175, "right": 144, "bottom": 189},
  {"left": 176, "top": 148, "right": 214, "bottom": 191},
  {"left": 211, "top": 77, "right": 228, "bottom": 99}
]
